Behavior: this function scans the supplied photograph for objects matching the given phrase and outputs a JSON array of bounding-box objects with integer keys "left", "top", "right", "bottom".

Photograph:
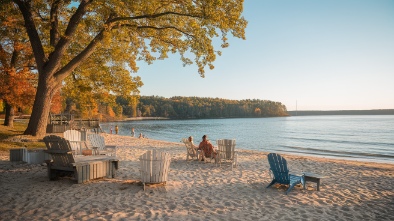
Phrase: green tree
[
  {"left": 11, "top": 0, "right": 247, "bottom": 137},
  {"left": 139, "top": 96, "right": 288, "bottom": 118}
]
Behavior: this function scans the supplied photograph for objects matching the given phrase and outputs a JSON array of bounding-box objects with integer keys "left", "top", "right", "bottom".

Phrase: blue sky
[{"left": 135, "top": 0, "right": 394, "bottom": 111}]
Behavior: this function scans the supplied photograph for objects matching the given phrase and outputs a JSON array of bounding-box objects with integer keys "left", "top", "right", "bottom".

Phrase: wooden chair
[
  {"left": 266, "top": 153, "right": 304, "bottom": 195},
  {"left": 43, "top": 135, "right": 118, "bottom": 184},
  {"left": 87, "top": 134, "right": 117, "bottom": 156},
  {"left": 63, "top": 129, "right": 86, "bottom": 155},
  {"left": 182, "top": 138, "right": 200, "bottom": 161},
  {"left": 200, "top": 142, "right": 218, "bottom": 164},
  {"left": 139, "top": 150, "right": 171, "bottom": 190},
  {"left": 216, "top": 139, "right": 237, "bottom": 168}
]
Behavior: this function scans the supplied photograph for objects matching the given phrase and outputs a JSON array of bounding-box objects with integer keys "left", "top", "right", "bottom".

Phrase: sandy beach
[{"left": 0, "top": 134, "right": 393, "bottom": 221}]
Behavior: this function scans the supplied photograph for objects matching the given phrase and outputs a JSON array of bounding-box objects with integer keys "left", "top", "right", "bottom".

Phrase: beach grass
[{"left": 0, "top": 119, "right": 46, "bottom": 151}]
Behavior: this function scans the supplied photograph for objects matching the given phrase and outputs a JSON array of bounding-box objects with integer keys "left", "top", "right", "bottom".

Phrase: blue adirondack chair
[{"left": 266, "top": 153, "right": 304, "bottom": 194}]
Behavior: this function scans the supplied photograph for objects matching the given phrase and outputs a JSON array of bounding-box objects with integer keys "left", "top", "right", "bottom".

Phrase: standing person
[
  {"left": 198, "top": 135, "right": 217, "bottom": 161},
  {"left": 115, "top": 125, "right": 119, "bottom": 134},
  {"left": 131, "top": 127, "right": 135, "bottom": 137},
  {"left": 110, "top": 126, "right": 113, "bottom": 134}
]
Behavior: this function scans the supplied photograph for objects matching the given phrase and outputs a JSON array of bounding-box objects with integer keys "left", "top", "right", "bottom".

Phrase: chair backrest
[
  {"left": 182, "top": 138, "right": 197, "bottom": 156},
  {"left": 63, "top": 129, "right": 86, "bottom": 155},
  {"left": 43, "top": 135, "right": 75, "bottom": 167},
  {"left": 217, "top": 139, "right": 236, "bottom": 160},
  {"left": 88, "top": 134, "right": 106, "bottom": 150},
  {"left": 139, "top": 150, "right": 171, "bottom": 183},
  {"left": 63, "top": 130, "right": 83, "bottom": 141},
  {"left": 181, "top": 138, "right": 189, "bottom": 144},
  {"left": 267, "top": 153, "right": 290, "bottom": 184}
]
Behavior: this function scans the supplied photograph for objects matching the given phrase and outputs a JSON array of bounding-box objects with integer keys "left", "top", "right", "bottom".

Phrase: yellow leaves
[
  {"left": 128, "top": 57, "right": 139, "bottom": 73},
  {"left": 221, "top": 42, "right": 229, "bottom": 48},
  {"left": 10, "top": 0, "right": 247, "bottom": 106},
  {"left": 94, "top": 0, "right": 245, "bottom": 75}
]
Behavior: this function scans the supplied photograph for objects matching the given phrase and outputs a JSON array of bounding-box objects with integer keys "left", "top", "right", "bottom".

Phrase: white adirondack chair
[
  {"left": 182, "top": 138, "right": 200, "bottom": 161},
  {"left": 139, "top": 150, "right": 171, "bottom": 190},
  {"left": 216, "top": 139, "right": 237, "bottom": 169},
  {"left": 63, "top": 130, "right": 86, "bottom": 155},
  {"left": 87, "top": 134, "right": 116, "bottom": 156}
]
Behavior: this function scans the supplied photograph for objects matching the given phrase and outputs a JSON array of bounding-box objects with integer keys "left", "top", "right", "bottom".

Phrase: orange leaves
[
  {"left": 50, "top": 90, "right": 63, "bottom": 114},
  {"left": 0, "top": 68, "right": 36, "bottom": 109}
]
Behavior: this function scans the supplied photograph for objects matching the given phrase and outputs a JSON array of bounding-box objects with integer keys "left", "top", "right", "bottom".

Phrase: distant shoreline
[
  {"left": 121, "top": 117, "right": 170, "bottom": 121},
  {"left": 287, "top": 109, "right": 394, "bottom": 116}
]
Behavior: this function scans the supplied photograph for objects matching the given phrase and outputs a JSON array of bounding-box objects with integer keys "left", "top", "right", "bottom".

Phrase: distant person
[
  {"left": 110, "top": 127, "right": 113, "bottom": 134},
  {"left": 131, "top": 128, "right": 135, "bottom": 137},
  {"left": 188, "top": 136, "right": 200, "bottom": 157},
  {"left": 115, "top": 125, "right": 119, "bottom": 134},
  {"left": 139, "top": 133, "right": 143, "bottom": 138},
  {"left": 198, "top": 135, "right": 218, "bottom": 161}
]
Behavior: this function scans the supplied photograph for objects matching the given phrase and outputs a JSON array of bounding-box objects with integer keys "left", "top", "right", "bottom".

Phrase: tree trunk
[
  {"left": 23, "top": 79, "right": 57, "bottom": 137},
  {"left": 4, "top": 102, "right": 15, "bottom": 127}
]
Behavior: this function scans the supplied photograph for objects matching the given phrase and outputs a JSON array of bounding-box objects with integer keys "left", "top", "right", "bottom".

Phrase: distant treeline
[
  {"left": 137, "top": 96, "right": 288, "bottom": 119},
  {"left": 287, "top": 109, "right": 394, "bottom": 116}
]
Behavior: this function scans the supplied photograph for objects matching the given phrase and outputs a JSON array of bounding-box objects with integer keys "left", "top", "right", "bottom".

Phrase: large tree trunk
[
  {"left": 4, "top": 102, "right": 15, "bottom": 128},
  {"left": 23, "top": 78, "right": 57, "bottom": 137},
  {"left": 14, "top": 1, "right": 103, "bottom": 137}
]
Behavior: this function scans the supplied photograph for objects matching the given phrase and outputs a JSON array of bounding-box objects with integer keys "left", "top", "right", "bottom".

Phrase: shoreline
[
  {"left": 111, "top": 134, "right": 394, "bottom": 166},
  {"left": 0, "top": 133, "right": 393, "bottom": 220},
  {"left": 99, "top": 116, "right": 394, "bottom": 165}
]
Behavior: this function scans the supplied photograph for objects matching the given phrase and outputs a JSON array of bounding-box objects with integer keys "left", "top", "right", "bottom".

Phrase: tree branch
[
  {"left": 45, "top": 0, "right": 92, "bottom": 75},
  {"left": 13, "top": 0, "right": 46, "bottom": 74},
  {"left": 108, "top": 11, "right": 205, "bottom": 23},
  {"left": 54, "top": 30, "right": 105, "bottom": 82},
  {"left": 0, "top": 44, "right": 9, "bottom": 69},
  {"left": 49, "top": 0, "right": 61, "bottom": 46},
  {"left": 115, "top": 24, "right": 195, "bottom": 39}
]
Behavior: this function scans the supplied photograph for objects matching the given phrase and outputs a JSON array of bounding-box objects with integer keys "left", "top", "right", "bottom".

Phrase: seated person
[
  {"left": 198, "top": 135, "right": 217, "bottom": 161},
  {"left": 188, "top": 136, "right": 200, "bottom": 156}
]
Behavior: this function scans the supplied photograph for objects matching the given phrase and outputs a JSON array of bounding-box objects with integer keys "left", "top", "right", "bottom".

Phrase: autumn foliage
[
  {"left": 50, "top": 90, "right": 63, "bottom": 114},
  {"left": 0, "top": 3, "right": 36, "bottom": 126},
  {"left": 7, "top": 0, "right": 247, "bottom": 136}
]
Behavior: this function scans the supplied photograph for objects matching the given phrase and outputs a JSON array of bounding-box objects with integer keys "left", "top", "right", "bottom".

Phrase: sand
[{"left": 0, "top": 134, "right": 393, "bottom": 221}]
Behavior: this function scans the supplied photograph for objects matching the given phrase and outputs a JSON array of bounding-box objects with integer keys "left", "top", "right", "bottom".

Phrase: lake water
[{"left": 100, "top": 115, "right": 394, "bottom": 164}]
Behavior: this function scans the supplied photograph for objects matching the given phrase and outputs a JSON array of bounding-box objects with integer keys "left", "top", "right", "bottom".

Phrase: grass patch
[{"left": 0, "top": 119, "right": 46, "bottom": 151}]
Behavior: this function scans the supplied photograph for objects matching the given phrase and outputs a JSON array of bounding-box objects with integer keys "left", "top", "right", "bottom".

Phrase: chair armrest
[
  {"left": 45, "top": 150, "right": 72, "bottom": 154},
  {"left": 289, "top": 171, "right": 304, "bottom": 177}
]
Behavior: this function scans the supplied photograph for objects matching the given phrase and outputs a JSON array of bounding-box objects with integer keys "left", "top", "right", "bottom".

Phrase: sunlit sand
[{"left": 0, "top": 134, "right": 393, "bottom": 220}]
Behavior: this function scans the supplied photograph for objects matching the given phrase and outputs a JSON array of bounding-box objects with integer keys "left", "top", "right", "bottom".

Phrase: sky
[{"left": 134, "top": 0, "right": 394, "bottom": 111}]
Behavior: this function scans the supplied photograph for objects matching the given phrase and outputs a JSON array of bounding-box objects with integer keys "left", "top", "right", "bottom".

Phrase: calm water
[{"left": 101, "top": 116, "right": 394, "bottom": 164}]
